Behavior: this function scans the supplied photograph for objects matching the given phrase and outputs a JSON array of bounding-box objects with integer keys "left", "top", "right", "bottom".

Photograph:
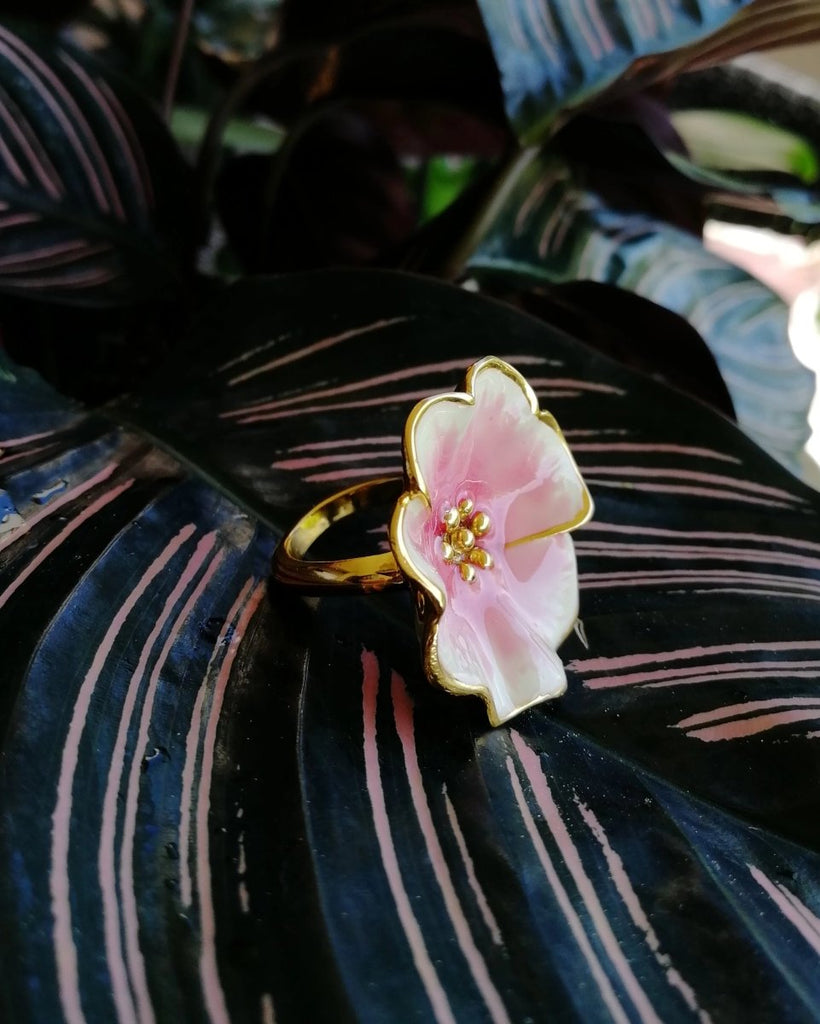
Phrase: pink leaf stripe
[
  {"left": 226, "top": 317, "right": 414, "bottom": 388},
  {"left": 576, "top": 540, "right": 820, "bottom": 574},
  {"left": 222, "top": 352, "right": 548, "bottom": 421},
  {"left": 0, "top": 476, "right": 134, "bottom": 609},
  {"left": 572, "top": 640, "right": 820, "bottom": 710},
  {"left": 0, "top": 28, "right": 114, "bottom": 215},
  {"left": 504, "top": 739, "right": 631, "bottom": 1024},
  {"left": 575, "top": 800, "right": 711, "bottom": 1023},
  {"left": 581, "top": 520, "right": 820, "bottom": 556},
  {"left": 233, "top": 356, "right": 520, "bottom": 420},
  {"left": 0, "top": 27, "right": 156, "bottom": 294},
  {"left": 50, "top": 523, "right": 197, "bottom": 1024},
  {"left": 0, "top": 426, "right": 66, "bottom": 447},
  {"left": 99, "top": 533, "right": 221, "bottom": 1024},
  {"left": 511, "top": 730, "right": 664, "bottom": 1023},
  {"left": 0, "top": 459, "right": 121, "bottom": 554},
  {"left": 673, "top": 697, "right": 820, "bottom": 742},
  {"left": 509, "top": 731, "right": 713, "bottom": 1020},
  {"left": 390, "top": 674, "right": 511, "bottom": 1023},
  {"left": 194, "top": 581, "right": 266, "bottom": 1024},
  {"left": 579, "top": 568, "right": 820, "bottom": 600},
  {"left": 0, "top": 441, "right": 58, "bottom": 468},
  {"left": 233, "top": 386, "right": 586, "bottom": 426},
  {"left": 44, "top": 502, "right": 266, "bottom": 1024},
  {"left": 749, "top": 865, "right": 820, "bottom": 957},
  {"left": 361, "top": 649, "right": 457, "bottom": 1024},
  {"left": 0, "top": 81, "right": 64, "bottom": 198},
  {"left": 178, "top": 577, "right": 256, "bottom": 909},
  {"left": 442, "top": 787, "right": 504, "bottom": 947}
]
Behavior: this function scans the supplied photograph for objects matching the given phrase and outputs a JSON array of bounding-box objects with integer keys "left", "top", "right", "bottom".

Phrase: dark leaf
[
  {"left": 481, "top": 279, "right": 736, "bottom": 419},
  {"left": 0, "top": 0, "right": 87, "bottom": 22},
  {"left": 386, "top": 161, "right": 506, "bottom": 277},
  {"left": 216, "top": 108, "right": 416, "bottom": 272},
  {"left": 554, "top": 102, "right": 709, "bottom": 236},
  {"left": 667, "top": 61, "right": 820, "bottom": 235},
  {"left": 464, "top": 151, "right": 816, "bottom": 475},
  {"left": 279, "top": 0, "right": 482, "bottom": 45},
  {"left": 247, "top": 24, "right": 505, "bottom": 131},
  {"left": 3, "top": 271, "right": 820, "bottom": 1022},
  {"left": 0, "top": 23, "right": 198, "bottom": 306},
  {"left": 672, "top": 61, "right": 820, "bottom": 156}
]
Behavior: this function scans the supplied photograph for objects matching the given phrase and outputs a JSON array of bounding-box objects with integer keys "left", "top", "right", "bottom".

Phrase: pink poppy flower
[{"left": 390, "top": 357, "right": 593, "bottom": 725}]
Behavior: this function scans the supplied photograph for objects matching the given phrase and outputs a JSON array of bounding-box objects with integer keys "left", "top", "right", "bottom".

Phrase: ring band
[
  {"left": 272, "top": 356, "right": 593, "bottom": 725},
  {"left": 271, "top": 477, "right": 403, "bottom": 593}
]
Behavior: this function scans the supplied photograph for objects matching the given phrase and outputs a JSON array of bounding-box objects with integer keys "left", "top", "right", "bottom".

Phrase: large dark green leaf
[
  {"left": 216, "top": 108, "right": 417, "bottom": 272},
  {"left": 464, "top": 152, "right": 816, "bottom": 475},
  {"left": 0, "top": 24, "right": 196, "bottom": 306},
  {"left": 3, "top": 271, "right": 820, "bottom": 1022}
]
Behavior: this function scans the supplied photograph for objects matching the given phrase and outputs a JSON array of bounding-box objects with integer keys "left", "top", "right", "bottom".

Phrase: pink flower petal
[
  {"left": 501, "top": 532, "right": 579, "bottom": 650},
  {"left": 396, "top": 358, "right": 592, "bottom": 724},
  {"left": 392, "top": 490, "right": 447, "bottom": 605},
  {"left": 433, "top": 593, "right": 567, "bottom": 725},
  {"left": 411, "top": 362, "right": 588, "bottom": 542}
]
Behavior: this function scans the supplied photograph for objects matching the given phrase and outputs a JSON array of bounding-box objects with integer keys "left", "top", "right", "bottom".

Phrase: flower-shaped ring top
[{"left": 390, "top": 357, "right": 593, "bottom": 725}]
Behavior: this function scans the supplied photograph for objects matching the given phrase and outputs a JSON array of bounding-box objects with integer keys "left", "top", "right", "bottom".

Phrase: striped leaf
[
  {"left": 464, "top": 152, "right": 816, "bottom": 475},
  {"left": 668, "top": 61, "right": 820, "bottom": 235},
  {"left": 0, "top": 24, "right": 196, "bottom": 306},
  {"left": 473, "top": 0, "right": 753, "bottom": 141},
  {"left": 475, "top": 0, "right": 820, "bottom": 144},
  {"left": 3, "top": 270, "right": 820, "bottom": 1022}
]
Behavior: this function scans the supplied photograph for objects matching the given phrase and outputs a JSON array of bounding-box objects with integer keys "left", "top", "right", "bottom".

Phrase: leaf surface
[
  {"left": 473, "top": 0, "right": 757, "bottom": 141},
  {"left": 2, "top": 270, "right": 820, "bottom": 1022},
  {"left": 0, "top": 24, "right": 196, "bottom": 306},
  {"left": 465, "top": 152, "right": 816, "bottom": 474}
]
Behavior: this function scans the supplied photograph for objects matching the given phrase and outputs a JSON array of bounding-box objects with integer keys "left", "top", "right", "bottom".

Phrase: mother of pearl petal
[{"left": 393, "top": 491, "right": 447, "bottom": 600}]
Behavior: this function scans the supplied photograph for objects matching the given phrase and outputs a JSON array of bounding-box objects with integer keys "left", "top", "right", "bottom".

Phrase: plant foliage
[{"left": 1, "top": 1, "right": 820, "bottom": 1021}]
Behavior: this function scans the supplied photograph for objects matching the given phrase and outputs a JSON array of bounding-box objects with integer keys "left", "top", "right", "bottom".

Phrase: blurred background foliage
[{"left": 0, "top": 0, "right": 818, "bottom": 472}]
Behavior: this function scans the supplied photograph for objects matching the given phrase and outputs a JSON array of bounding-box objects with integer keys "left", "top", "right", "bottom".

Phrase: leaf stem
[
  {"left": 195, "top": 42, "right": 322, "bottom": 218},
  {"left": 162, "top": 0, "right": 196, "bottom": 121}
]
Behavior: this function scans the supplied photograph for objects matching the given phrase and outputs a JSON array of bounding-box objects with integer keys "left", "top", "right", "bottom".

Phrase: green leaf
[
  {"left": 671, "top": 109, "right": 820, "bottom": 184},
  {"left": 664, "top": 61, "right": 820, "bottom": 233},
  {"left": 465, "top": 151, "right": 816, "bottom": 475},
  {"left": 3, "top": 271, "right": 820, "bottom": 1021},
  {"left": 171, "top": 105, "right": 284, "bottom": 154},
  {"left": 417, "top": 155, "right": 482, "bottom": 222},
  {"left": 0, "top": 23, "right": 197, "bottom": 306}
]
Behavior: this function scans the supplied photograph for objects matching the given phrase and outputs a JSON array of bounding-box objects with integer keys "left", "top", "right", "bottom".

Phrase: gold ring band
[{"left": 271, "top": 477, "right": 405, "bottom": 593}]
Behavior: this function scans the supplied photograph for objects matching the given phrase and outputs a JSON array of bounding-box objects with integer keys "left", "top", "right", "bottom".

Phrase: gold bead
[
  {"left": 459, "top": 562, "right": 476, "bottom": 583},
  {"left": 469, "top": 548, "right": 493, "bottom": 570},
  {"left": 455, "top": 527, "right": 475, "bottom": 551},
  {"left": 441, "top": 540, "right": 455, "bottom": 563},
  {"left": 457, "top": 497, "right": 474, "bottom": 518},
  {"left": 442, "top": 507, "right": 460, "bottom": 529},
  {"left": 472, "top": 511, "right": 491, "bottom": 536}
]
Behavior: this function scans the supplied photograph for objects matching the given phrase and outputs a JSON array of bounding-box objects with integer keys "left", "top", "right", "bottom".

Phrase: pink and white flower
[{"left": 390, "top": 357, "right": 593, "bottom": 725}]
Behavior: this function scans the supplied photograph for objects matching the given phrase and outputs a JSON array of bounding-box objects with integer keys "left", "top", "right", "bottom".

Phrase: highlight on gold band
[{"left": 272, "top": 356, "right": 593, "bottom": 725}]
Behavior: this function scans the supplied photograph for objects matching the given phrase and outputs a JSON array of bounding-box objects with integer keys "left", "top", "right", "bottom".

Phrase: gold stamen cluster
[{"left": 440, "top": 497, "right": 493, "bottom": 583}]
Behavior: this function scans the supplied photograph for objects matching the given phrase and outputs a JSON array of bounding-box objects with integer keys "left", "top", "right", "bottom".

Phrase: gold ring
[{"left": 272, "top": 356, "right": 593, "bottom": 725}]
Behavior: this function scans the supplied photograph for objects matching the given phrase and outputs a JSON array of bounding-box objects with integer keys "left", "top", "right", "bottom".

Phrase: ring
[{"left": 272, "top": 356, "right": 593, "bottom": 725}]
